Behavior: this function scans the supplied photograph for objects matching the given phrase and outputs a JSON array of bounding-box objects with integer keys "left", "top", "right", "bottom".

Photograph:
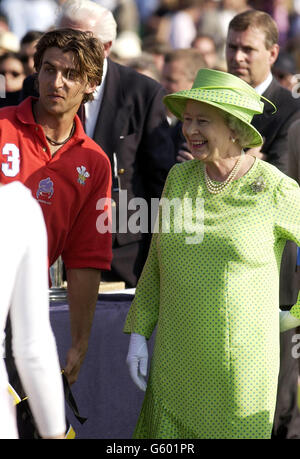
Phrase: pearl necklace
[{"left": 204, "top": 151, "right": 245, "bottom": 195}]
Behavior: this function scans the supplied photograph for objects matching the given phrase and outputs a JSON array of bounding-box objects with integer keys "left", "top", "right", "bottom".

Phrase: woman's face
[
  {"left": 0, "top": 57, "right": 25, "bottom": 92},
  {"left": 182, "top": 100, "right": 234, "bottom": 162}
]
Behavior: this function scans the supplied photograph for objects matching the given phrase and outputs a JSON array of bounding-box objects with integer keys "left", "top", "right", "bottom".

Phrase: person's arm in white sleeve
[{"left": 10, "top": 199, "right": 66, "bottom": 439}]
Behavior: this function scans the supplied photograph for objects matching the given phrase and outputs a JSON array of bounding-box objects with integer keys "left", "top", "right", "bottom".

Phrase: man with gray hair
[{"left": 56, "top": 0, "right": 117, "bottom": 58}]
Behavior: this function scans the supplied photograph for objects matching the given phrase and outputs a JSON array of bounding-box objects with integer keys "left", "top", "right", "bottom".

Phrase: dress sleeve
[
  {"left": 274, "top": 176, "right": 300, "bottom": 244},
  {"left": 10, "top": 197, "right": 66, "bottom": 438},
  {"left": 123, "top": 165, "right": 176, "bottom": 339},
  {"left": 274, "top": 176, "right": 300, "bottom": 320}
]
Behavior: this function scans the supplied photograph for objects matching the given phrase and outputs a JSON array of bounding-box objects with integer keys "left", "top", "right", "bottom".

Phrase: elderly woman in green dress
[{"left": 123, "top": 69, "right": 300, "bottom": 439}]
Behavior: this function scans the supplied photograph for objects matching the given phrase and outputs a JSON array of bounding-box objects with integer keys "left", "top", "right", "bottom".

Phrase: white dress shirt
[
  {"left": 85, "top": 58, "right": 108, "bottom": 139},
  {"left": 255, "top": 72, "right": 273, "bottom": 95}
]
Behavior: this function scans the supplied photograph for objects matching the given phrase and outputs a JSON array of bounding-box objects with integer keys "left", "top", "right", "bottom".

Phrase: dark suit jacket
[
  {"left": 92, "top": 58, "right": 175, "bottom": 247},
  {"left": 252, "top": 77, "right": 300, "bottom": 175},
  {"left": 20, "top": 74, "right": 39, "bottom": 100},
  {"left": 170, "top": 119, "right": 186, "bottom": 158},
  {"left": 252, "top": 77, "right": 300, "bottom": 306}
]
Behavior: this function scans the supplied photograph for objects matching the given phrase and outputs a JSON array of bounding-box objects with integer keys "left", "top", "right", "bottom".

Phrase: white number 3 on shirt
[{"left": 1, "top": 144, "right": 20, "bottom": 177}]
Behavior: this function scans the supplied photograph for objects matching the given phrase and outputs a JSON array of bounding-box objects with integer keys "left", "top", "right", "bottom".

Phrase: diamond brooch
[{"left": 250, "top": 175, "right": 266, "bottom": 193}]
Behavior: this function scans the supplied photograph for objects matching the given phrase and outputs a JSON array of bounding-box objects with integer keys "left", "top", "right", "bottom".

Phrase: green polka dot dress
[{"left": 124, "top": 157, "right": 300, "bottom": 439}]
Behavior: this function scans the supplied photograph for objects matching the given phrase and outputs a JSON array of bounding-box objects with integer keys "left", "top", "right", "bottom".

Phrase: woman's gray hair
[
  {"left": 56, "top": 0, "right": 117, "bottom": 44},
  {"left": 222, "top": 112, "right": 254, "bottom": 148}
]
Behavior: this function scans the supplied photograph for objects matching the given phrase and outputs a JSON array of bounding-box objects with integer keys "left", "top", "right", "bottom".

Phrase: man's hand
[
  {"left": 176, "top": 142, "right": 194, "bottom": 163},
  {"left": 65, "top": 268, "right": 101, "bottom": 384},
  {"left": 246, "top": 146, "right": 266, "bottom": 160},
  {"left": 64, "top": 346, "right": 87, "bottom": 386},
  {"left": 246, "top": 138, "right": 266, "bottom": 161}
]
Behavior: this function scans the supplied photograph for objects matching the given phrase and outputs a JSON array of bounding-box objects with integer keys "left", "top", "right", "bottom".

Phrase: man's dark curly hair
[{"left": 34, "top": 28, "right": 104, "bottom": 103}]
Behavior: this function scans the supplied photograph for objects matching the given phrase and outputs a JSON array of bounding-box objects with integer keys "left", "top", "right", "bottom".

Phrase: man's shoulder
[
  {"left": 108, "top": 58, "right": 164, "bottom": 93},
  {"left": 265, "top": 77, "right": 300, "bottom": 112},
  {"left": 289, "top": 117, "right": 300, "bottom": 136}
]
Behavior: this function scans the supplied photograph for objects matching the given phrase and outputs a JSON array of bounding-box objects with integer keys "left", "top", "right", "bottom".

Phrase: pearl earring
[{"left": 231, "top": 137, "right": 236, "bottom": 143}]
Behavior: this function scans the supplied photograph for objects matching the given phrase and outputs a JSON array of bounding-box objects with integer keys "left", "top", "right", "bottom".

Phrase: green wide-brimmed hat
[{"left": 163, "top": 68, "right": 270, "bottom": 148}]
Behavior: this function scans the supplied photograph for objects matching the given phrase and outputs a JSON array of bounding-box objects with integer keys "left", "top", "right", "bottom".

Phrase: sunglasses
[{"left": 0, "top": 70, "right": 23, "bottom": 78}]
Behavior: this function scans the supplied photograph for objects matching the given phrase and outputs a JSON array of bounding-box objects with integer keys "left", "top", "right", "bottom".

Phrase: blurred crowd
[{"left": 1, "top": 0, "right": 300, "bottom": 100}]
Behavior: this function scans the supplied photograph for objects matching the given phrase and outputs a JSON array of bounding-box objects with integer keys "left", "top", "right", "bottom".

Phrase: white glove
[
  {"left": 280, "top": 310, "right": 300, "bottom": 333},
  {"left": 126, "top": 333, "right": 148, "bottom": 391}
]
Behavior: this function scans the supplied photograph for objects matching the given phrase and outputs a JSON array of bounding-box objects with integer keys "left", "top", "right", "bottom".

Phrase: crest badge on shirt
[
  {"left": 36, "top": 177, "right": 54, "bottom": 204},
  {"left": 77, "top": 166, "right": 90, "bottom": 185}
]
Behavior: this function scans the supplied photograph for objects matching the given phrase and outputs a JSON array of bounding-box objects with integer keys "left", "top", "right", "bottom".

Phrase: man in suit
[
  {"left": 226, "top": 9, "right": 300, "bottom": 439},
  {"left": 160, "top": 48, "right": 206, "bottom": 159},
  {"left": 21, "top": 0, "right": 175, "bottom": 288},
  {"left": 226, "top": 10, "right": 300, "bottom": 173}
]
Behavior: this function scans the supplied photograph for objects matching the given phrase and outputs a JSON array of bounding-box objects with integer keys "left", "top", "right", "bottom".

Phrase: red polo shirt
[{"left": 0, "top": 97, "right": 112, "bottom": 270}]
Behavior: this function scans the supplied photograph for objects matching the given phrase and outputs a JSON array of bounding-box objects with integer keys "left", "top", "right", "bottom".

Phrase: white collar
[
  {"left": 84, "top": 58, "right": 108, "bottom": 138},
  {"left": 254, "top": 73, "right": 273, "bottom": 95},
  {"left": 92, "top": 57, "right": 108, "bottom": 100}
]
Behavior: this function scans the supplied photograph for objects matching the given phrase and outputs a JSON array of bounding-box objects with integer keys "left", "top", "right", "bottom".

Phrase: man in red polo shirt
[{"left": 0, "top": 28, "right": 112, "bottom": 385}]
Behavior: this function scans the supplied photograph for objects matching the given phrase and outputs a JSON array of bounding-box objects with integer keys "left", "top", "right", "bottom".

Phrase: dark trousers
[
  {"left": 102, "top": 239, "right": 149, "bottom": 288},
  {"left": 272, "top": 328, "right": 300, "bottom": 438}
]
